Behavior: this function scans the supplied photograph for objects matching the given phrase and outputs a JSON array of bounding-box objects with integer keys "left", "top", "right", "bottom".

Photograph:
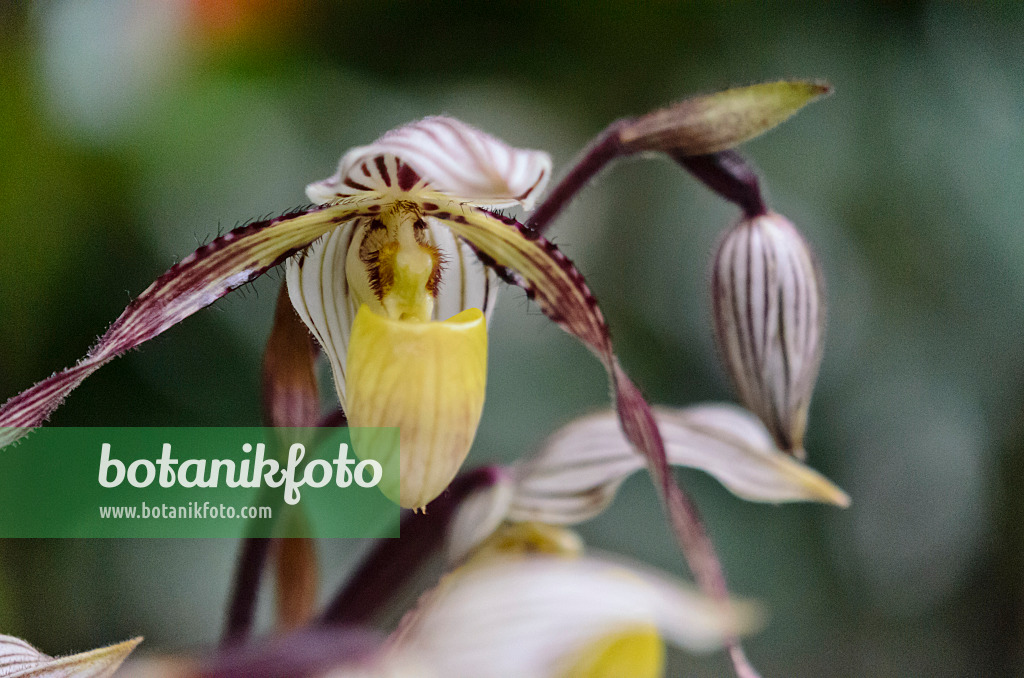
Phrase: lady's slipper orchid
[
  {"left": 122, "top": 554, "right": 758, "bottom": 678},
  {"left": 0, "top": 81, "right": 828, "bottom": 516},
  {"left": 285, "top": 117, "right": 550, "bottom": 508},
  {"left": 0, "top": 82, "right": 831, "bottom": 677}
]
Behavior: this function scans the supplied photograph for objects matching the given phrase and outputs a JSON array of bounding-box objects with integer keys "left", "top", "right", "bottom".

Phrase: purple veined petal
[
  {"left": 422, "top": 198, "right": 612, "bottom": 363},
  {"left": 0, "top": 633, "right": 141, "bottom": 678},
  {"left": 0, "top": 196, "right": 386, "bottom": 449},
  {"left": 425, "top": 196, "right": 762, "bottom": 676},
  {"left": 306, "top": 117, "right": 552, "bottom": 210},
  {"left": 285, "top": 220, "right": 363, "bottom": 410},
  {"left": 505, "top": 404, "right": 849, "bottom": 527},
  {"left": 285, "top": 217, "right": 498, "bottom": 413},
  {"left": 424, "top": 219, "right": 500, "bottom": 324}
]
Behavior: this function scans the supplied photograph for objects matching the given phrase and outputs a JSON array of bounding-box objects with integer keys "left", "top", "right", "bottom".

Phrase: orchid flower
[
  {"left": 0, "top": 81, "right": 828, "bottom": 515},
  {"left": 2, "top": 80, "right": 830, "bottom": 677}
]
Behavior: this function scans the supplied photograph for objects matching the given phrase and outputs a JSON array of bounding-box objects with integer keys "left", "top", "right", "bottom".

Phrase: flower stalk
[
  {"left": 527, "top": 80, "right": 829, "bottom": 235},
  {"left": 224, "top": 283, "right": 323, "bottom": 646},
  {"left": 318, "top": 466, "right": 505, "bottom": 627}
]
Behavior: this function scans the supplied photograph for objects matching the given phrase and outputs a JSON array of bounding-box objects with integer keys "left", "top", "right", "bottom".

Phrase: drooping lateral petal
[
  {"left": 619, "top": 80, "right": 832, "bottom": 155},
  {"left": 346, "top": 305, "right": 488, "bottom": 510},
  {"left": 286, "top": 219, "right": 498, "bottom": 412},
  {"left": 426, "top": 197, "right": 757, "bottom": 674},
  {"left": 508, "top": 404, "right": 849, "bottom": 526},
  {"left": 423, "top": 199, "right": 612, "bottom": 364},
  {"left": 0, "top": 633, "right": 141, "bottom": 678},
  {"left": 389, "top": 556, "right": 761, "bottom": 678},
  {"left": 306, "top": 117, "right": 552, "bottom": 209},
  {"left": 0, "top": 197, "right": 385, "bottom": 449}
]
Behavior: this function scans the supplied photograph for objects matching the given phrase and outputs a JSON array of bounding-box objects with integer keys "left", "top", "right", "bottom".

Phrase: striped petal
[
  {"left": 286, "top": 220, "right": 362, "bottom": 409},
  {"left": 712, "top": 212, "right": 825, "bottom": 455},
  {"left": 423, "top": 196, "right": 765, "bottom": 672},
  {"left": 509, "top": 404, "right": 849, "bottom": 526},
  {"left": 427, "top": 221, "right": 500, "bottom": 324},
  {"left": 346, "top": 305, "right": 488, "bottom": 510},
  {"left": 0, "top": 197, "right": 384, "bottom": 449},
  {"left": 389, "top": 556, "right": 761, "bottom": 678},
  {"left": 0, "top": 634, "right": 141, "bottom": 678},
  {"left": 285, "top": 220, "right": 497, "bottom": 410},
  {"left": 306, "top": 117, "right": 552, "bottom": 209},
  {"left": 422, "top": 198, "right": 612, "bottom": 364}
]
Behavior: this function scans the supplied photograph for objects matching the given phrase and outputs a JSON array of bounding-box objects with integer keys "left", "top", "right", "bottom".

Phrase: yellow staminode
[
  {"left": 346, "top": 304, "right": 487, "bottom": 510},
  {"left": 559, "top": 625, "right": 665, "bottom": 678}
]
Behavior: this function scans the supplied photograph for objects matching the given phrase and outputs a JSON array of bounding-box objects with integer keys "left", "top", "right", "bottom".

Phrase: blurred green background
[{"left": 2, "top": 1, "right": 1023, "bottom": 675}]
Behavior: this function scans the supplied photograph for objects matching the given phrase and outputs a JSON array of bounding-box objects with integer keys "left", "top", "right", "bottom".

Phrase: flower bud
[{"left": 711, "top": 212, "right": 825, "bottom": 457}]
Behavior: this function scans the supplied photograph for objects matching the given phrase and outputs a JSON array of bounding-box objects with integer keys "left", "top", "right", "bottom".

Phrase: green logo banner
[{"left": 0, "top": 427, "right": 400, "bottom": 538}]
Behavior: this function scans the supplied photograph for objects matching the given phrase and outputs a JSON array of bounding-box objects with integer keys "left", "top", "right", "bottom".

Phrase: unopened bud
[{"left": 711, "top": 212, "right": 825, "bottom": 457}]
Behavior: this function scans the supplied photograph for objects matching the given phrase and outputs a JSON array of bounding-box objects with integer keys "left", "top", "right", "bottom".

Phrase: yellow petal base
[
  {"left": 559, "top": 625, "right": 665, "bottom": 678},
  {"left": 346, "top": 304, "right": 487, "bottom": 509},
  {"left": 467, "top": 522, "right": 584, "bottom": 566}
]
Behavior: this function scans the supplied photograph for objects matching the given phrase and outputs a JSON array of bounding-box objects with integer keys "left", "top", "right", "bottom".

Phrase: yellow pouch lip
[{"left": 346, "top": 305, "right": 487, "bottom": 509}]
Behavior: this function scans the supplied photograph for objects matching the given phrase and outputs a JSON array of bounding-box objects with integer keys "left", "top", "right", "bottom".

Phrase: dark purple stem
[
  {"left": 674, "top": 150, "right": 768, "bottom": 218},
  {"left": 223, "top": 284, "right": 324, "bottom": 647},
  {"left": 525, "top": 120, "right": 630, "bottom": 236},
  {"left": 222, "top": 536, "right": 275, "bottom": 647},
  {"left": 318, "top": 466, "right": 503, "bottom": 626},
  {"left": 202, "top": 627, "right": 384, "bottom": 678},
  {"left": 527, "top": 120, "right": 767, "bottom": 237},
  {"left": 316, "top": 408, "right": 348, "bottom": 430}
]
